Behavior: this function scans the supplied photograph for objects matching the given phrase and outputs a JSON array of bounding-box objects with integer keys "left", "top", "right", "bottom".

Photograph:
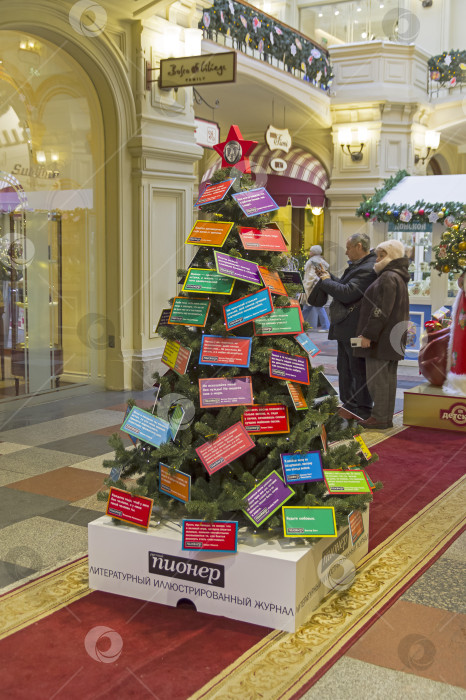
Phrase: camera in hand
[{"left": 350, "top": 337, "right": 363, "bottom": 347}]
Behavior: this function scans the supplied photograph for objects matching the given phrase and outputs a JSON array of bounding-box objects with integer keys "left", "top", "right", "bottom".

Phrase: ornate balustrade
[{"left": 199, "top": 0, "right": 333, "bottom": 92}]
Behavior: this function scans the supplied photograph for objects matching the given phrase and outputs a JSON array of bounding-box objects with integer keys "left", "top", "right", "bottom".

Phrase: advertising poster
[
  {"left": 254, "top": 306, "right": 304, "bottom": 336},
  {"left": 168, "top": 297, "right": 211, "bottom": 327},
  {"left": 258, "top": 266, "right": 287, "bottom": 296},
  {"left": 199, "top": 376, "right": 254, "bottom": 408},
  {"left": 182, "top": 520, "right": 238, "bottom": 552},
  {"left": 242, "top": 471, "right": 295, "bottom": 527},
  {"left": 323, "top": 469, "right": 372, "bottom": 494},
  {"left": 121, "top": 406, "right": 171, "bottom": 447},
  {"left": 195, "top": 178, "right": 236, "bottom": 206},
  {"left": 287, "top": 382, "right": 308, "bottom": 411},
  {"left": 214, "top": 251, "right": 262, "bottom": 285},
  {"left": 159, "top": 463, "right": 191, "bottom": 503},
  {"left": 182, "top": 268, "right": 235, "bottom": 295},
  {"left": 294, "top": 333, "right": 321, "bottom": 358},
  {"left": 185, "top": 220, "right": 234, "bottom": 247},
  {"left": 232, "top": 188, "right": 279, "bottom": 217},
  {"left": 242, "top": 404, "right": 289, "bottom": 434},
  {"left": 238, "top": 224, "right": 287, "bottom": 252},
  {"left": 195, "top": 422, "right": 255, "bottom": 475},
  {"left": 280, "top": 451, "right": 324, "bottom": 484},
  {"left": 269, "top": 350, "right": 309, "bottom": 385},
  {"left": 161, "top": 339, "right": 192, "bottom": 375},
  {"left": 199, "top": 335, "right": 252, "bottom": 368},
  {"left": 282, "top": 506, "right": 337, "bottom": 537},
  {"left": 106, "top": 488, "right": 153, "bottom": 529},
  {"left": 223, "top": 287, "right": 273, "bottom": 330}
]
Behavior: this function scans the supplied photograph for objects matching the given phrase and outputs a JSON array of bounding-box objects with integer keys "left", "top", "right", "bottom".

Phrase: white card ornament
[
  {"left": 399, "top": 209, "right": 412, "bottom": 223},
  {"left": 428, "top": 211, "right": 439, "bottom": 223}
]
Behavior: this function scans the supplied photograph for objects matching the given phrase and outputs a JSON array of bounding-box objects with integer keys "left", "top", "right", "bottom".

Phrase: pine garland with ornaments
[
  {"left": 431, "top": 216, "right": 466, "bottom": 274},
  {"left": 356, "top": 170, "right": 465, "bottom": 225},
  {"left": 100, "top": 127, "right": 381, "bottom": 536},
  {"left": 198, "top": 0, "right": 333, "bottom": 89}
]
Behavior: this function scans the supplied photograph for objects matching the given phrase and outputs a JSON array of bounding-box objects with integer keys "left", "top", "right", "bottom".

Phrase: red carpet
[
  {"left": 0, "top": 593, "right": 271, "bottom": 700},
  {"left": 365, "top": 427, "right": 466, "bottom": 550},
  {"left": 1, "top": 426, "right": 464, "bottom": 700}
]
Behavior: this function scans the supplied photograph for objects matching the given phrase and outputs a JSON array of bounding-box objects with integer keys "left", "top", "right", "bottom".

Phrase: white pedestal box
[{"left": 88, "top": 508, "right": 369, "bottom": 633}]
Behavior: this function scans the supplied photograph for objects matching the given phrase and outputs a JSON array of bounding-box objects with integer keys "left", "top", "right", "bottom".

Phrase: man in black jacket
[
  {"left": 308, "top": 233, "right": 377, "bottom": 419},
  {"left": 354, "top": 240, "right": 410, "bottom": 429}
]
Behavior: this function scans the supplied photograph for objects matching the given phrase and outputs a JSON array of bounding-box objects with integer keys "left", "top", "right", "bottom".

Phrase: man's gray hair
[{"left": 348, "top": 233, "right": 371, "bottom": 252}]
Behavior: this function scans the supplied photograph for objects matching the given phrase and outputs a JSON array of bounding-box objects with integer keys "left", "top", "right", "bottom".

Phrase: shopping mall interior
[{"left": 0, "top": 0, "right": 464, "bottom": 697}]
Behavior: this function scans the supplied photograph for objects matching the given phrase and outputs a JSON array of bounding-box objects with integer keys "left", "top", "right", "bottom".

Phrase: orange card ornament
[{"left": 213, "top": 124, "right": 258, "bottom": 174}]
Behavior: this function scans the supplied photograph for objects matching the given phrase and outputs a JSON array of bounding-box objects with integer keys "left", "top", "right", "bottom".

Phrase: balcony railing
[
  {"left": 198, "top": 0, "right": 333, "bottom": 92},
  {"left": 428, "top": 49, "right": 466, "bottom": 99}
]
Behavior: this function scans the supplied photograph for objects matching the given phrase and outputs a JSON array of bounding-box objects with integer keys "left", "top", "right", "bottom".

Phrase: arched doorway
[{"left": 0, "top": 30, "right": 105, "bottom": 400}]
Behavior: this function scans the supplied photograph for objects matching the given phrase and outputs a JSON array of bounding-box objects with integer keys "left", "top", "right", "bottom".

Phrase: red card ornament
[{"left": 213, "top": 124, "right": 257, "bottom": 174}]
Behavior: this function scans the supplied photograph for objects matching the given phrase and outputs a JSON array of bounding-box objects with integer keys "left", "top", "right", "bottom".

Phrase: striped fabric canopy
[{"left": 201, "top": 144, "right": 329, "bottom": 192}]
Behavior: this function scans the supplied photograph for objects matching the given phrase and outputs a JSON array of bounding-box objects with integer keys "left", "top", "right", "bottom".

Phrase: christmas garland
[
  {"left": 431, "top": 215, "right": 466, "bottom": 274},
  {"left": 428, "top": 49, "right": 466, "bottom": 87},
  {"left": 198, "top": 0, "right": 333, "bottom": 90},
  {"left": 356, "top": 169, "right": 466, "bottom": 226}
]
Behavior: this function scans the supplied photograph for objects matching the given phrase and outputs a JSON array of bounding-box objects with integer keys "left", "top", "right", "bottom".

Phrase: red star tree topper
[{"left": 213, "top": 124, "right": 257, "bottom": 174}]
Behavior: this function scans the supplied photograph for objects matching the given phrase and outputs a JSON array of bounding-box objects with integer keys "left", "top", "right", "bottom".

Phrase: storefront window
[
  {"left": 388, "top": 229, "right": 432, "bottom": 297},
  {"left": 0, "top": 31, "right": 105, "bottom": 400},
  {"left": 299, "top": 0, "right": 402, "bottom": 47}
]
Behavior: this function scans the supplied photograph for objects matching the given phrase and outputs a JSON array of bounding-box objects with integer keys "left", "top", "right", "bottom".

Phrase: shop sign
[
  {"left": 388, "top": 222, "right": 433, "bottom": 232},
  {"left": 194, "top": 118, "right": 220, "bottom": 149},
  {"left": 159, "top": 52, "right": 236, "bottom": 88},
  {"left": 265, "top": 125, "right": 292, "bottom": 153},
  {"left": 270, "top": 158, "right": 287, "bottom": 173}
]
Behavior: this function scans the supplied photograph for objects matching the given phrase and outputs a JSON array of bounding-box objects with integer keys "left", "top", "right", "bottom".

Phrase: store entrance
[{"left": 0, "top": 30, "right": 106, "bottom": 402}]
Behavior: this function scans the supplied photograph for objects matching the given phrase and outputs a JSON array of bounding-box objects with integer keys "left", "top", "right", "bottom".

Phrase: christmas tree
[
  {"left": 432, "top": 214, "right": 466, "bottom": 274},
  {"left": 101, "top": 126, "right": 380, "bottom": 536}
]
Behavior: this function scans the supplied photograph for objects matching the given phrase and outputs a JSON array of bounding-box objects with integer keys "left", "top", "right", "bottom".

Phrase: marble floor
[{"left": 0, "top": 341, "right": 463, "bottom": 699}]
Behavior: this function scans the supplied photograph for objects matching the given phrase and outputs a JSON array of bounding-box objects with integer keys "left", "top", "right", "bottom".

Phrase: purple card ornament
[{"left": 214, "top": 251, "right": 261, "bottom": 285}]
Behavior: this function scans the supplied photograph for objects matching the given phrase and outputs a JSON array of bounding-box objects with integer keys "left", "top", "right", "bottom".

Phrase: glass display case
[{"left": 388, "top": 229, "right": 432, "bottom": 297}]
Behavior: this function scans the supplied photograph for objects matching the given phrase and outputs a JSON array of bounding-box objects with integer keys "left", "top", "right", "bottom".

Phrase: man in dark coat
[
  {"left": 309, "top": 233, "right": 377, "bottom": 419},
  {"left": 354, "top": 239, "right": 410, "bottom": 429}
]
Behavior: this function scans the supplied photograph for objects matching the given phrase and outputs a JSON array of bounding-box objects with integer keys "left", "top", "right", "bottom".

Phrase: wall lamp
[
  {"left": 414, "top": 130, "right": 440, "bottom": 164},
  {"left": 338, "top": 126, "right": 368, "bottom": 161}
]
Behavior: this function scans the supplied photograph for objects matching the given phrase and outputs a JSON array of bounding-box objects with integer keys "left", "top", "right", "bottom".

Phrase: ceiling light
[
  {"left": 361, "top": 31, "right": 368, "bottom": 38},
  {"left": 334, "top": 10, "right": 340, "bottom": 15},
  {"left": 357, "top": 6, "right": 362, "bottom": 11},
  {"left": 318, "top": 12, "right": 323, "bottom": 17}
]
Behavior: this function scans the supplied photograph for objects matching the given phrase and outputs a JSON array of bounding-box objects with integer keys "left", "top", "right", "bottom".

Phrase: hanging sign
[
  {"left": 182, "top": 520, "right": 238, "bottom": 552},
  {"left": 280, "top": 452, "right": 324, "bottom": 485},
  {"left": 254, "top": 306, "right": 304, "bottom": 336},
  {"left": 182, "top": 268, "right": 235, "bottom": 295},
  {"left": 199, "top": 335, "right": 252, "bottom": 367},
  {"left": 214, "top": 251, "right": 262, "bottom": 285},
  {"left": 195, "top": 422, "right": 255, "bottom": 475},
  {"left": 265, "top": 125, "right": 292, "bottom": 153},
  {"left": 121, "top": 406, "right": 171, "bottom": 447},
  {"left": 159, "top": 52, "right": 237, "bottom": 89},
  {"left": 242, "top": 404, "right": 289, "bottom": 434},
  {"left": 168, "top": 297, "right": 211, "bottom": 327},
  {"left": 194, "top": 118, "right": 220, "bottom": 149},
  {"left": 242, "top": 471, "right": 295, "bottom": 527},
  {"left": 323, "top": 469, "right": 372, "bottom": 495},
  {"left": 287, "top": 382, "right": 308, "bottom": 411},
  {"left": 185, "top": 220, "right": 234, "bottom": 247},
  {"left": 232, "top": 188, "right": 279, "bottom": 217},
  {"left": 159, "top": 463, "right": 191, "bottom": 503},
  {"left": 198, "top": 376, "right": 254, "bottom": 408},
  {"left": 223, "top": 287, "right": 273, "bottom": 330},
  {"left": 106, "top": 488, "right": 153, "bottom": 529},
  {"left": 238, "top": 224, "right": 288, "bottom": 252},
  {"left": 161, "top": 339, "right": 192, "bottom": 375},
  {"left": 294, "top": 333, "right": 321, "bottom": 358},
  {"left": 282, "top": 506, "right": 337, "bottom": 538},
  {"left": 258, "top": 267, "right": 287, "bottom": 295},
  {"left": 195, "top": 178, "right": 236, "bottom": 207},
  {"left": 269, "top": 350, "right": 309, "bottom": 384}
]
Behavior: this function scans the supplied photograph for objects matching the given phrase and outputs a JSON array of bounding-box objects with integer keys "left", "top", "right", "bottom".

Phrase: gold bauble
[
  {"left": 442, "top": 232, "right": 450, "bottom": 240},
  {"left": 458, "top": 257, "right": 466, "bottom": 267},
  {"left": 442, "top": 264, "right": 450, "bottom": 273},
  {"left": 458, "top": 241, "right": 466, "bottom": 251},
  {"left": 452, "top": 224, "right": 459, "bottom": 230}
]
